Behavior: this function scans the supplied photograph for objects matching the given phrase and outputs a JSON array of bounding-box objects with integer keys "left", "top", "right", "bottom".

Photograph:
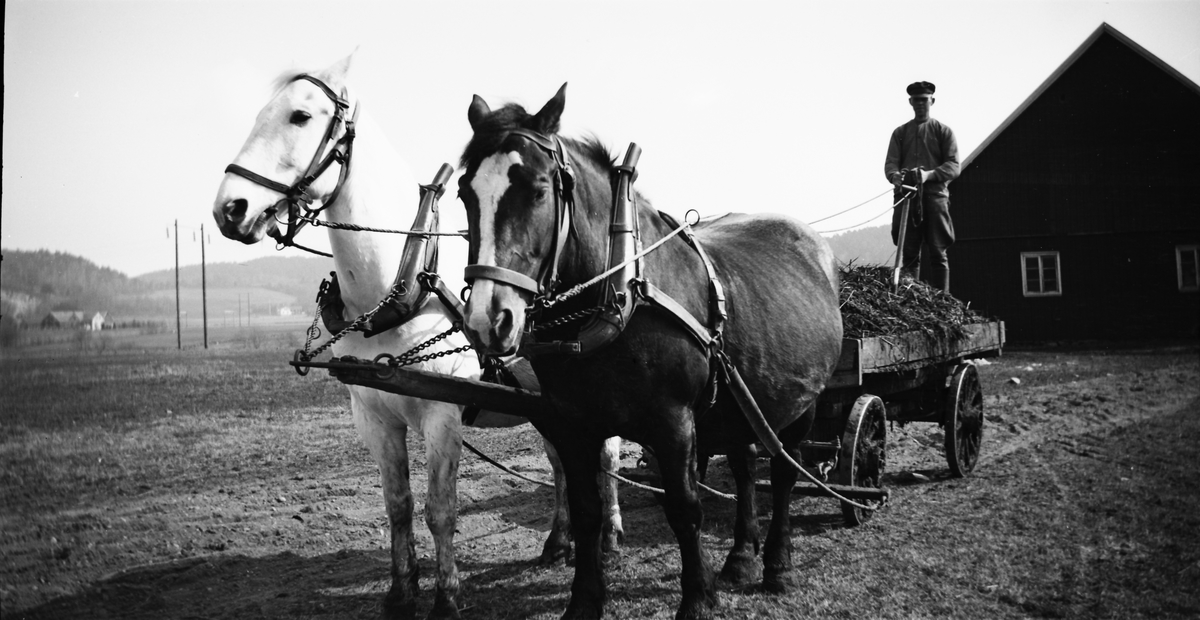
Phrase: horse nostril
[
  {"left": 494, "top": 307, "right": 515, "bottom": 341},
  {"left": 224, "top": 198, "right": 248, "bottom": 220}
]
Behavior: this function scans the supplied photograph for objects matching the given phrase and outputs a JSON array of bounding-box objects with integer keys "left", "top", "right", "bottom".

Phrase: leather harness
[
  {"left": 224, "top": 74, "right": 358, "bottom": 258},
  {"left": 462, "top": 129, "right": 728, "bottom": 363}
]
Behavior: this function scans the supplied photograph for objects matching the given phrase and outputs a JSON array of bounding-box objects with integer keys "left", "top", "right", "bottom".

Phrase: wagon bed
[{"left": 830, "top": 321, "right": 1005, "bottom": 389}]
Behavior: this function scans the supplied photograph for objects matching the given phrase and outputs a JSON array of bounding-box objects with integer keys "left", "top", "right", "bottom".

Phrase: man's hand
[
  {"left": 920, "top": 169, "right": 934, "bottom": 184},
  {"left": 889, "top": 172, "right": 903, "bottom": 188}
]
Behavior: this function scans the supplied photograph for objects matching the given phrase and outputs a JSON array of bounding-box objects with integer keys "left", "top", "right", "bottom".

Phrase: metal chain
[
  {"left": 373, "top": 323, "right": 474, "bottom": 371},
  {"left": 298, "top": 287, "right": 402, "bottom": 362},
  {"left": 303, "top": 310, "right": 323, "bottom": 354},
  {"left": 530, "top": 305, "right": 605, "bottom": 332}
]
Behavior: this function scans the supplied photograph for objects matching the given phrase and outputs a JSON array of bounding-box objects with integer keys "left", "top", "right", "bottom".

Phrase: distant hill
[
  {"left": 822, "top": 225, "right": 895, "bottom": 266},
  {"left": 1, "top": 249, "right": 164, "bottom": 319},
  {"left": 136, "top": 255, "right": 334, "bottom": 307},
  {"left": 1, "top": 249, "right": 334, "bottom": 322}
]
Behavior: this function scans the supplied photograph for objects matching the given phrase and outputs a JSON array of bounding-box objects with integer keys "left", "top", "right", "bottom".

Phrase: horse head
[
  {"left": 212, "top": 53, "right": 358, "bottom": 245},
  {"left": 457, "top": 83, "right": 590, "bottom": 355}
]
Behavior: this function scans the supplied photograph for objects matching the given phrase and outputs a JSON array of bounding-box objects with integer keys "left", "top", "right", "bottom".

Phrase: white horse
[{"left": 211, "top": 53, "right": 622, "bottom": 620}]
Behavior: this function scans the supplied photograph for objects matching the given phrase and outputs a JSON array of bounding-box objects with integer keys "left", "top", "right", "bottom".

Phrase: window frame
[
  {"left": 1021, "top": 251, "right": 1063, "bottom": 297},
  {"left": 1177, "top": 244, "right": 1199, "bottom": 293}
]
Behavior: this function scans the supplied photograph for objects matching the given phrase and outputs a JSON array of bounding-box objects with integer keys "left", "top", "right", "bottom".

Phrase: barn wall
[
  {"left": 953, "top": 233, "right": 1199, "bottom": 341},
  {"left": 950, "top": 30, "right": 1200, "bottom": 341}
]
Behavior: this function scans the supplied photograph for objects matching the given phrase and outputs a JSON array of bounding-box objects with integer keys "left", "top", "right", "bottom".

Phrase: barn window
[
  {"left": 1178, "top": 245, "right": 1199, "bottom": 292},
  {"left": 1021, "top": 252, "right": 1062, "bottom": 297}
]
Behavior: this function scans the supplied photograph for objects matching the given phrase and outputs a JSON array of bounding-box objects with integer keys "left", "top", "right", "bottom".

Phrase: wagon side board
[{"left": 828, "top": 321, "right": 1005, "bottom": 389}]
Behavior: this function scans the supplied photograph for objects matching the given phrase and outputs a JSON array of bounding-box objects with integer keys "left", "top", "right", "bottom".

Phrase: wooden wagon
[{"left": 786, "top": 321, "right": 1005, "bottom": 525}]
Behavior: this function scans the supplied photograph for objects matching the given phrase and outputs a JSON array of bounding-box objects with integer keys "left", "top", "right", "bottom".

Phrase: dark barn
[{"left": 949, "top": 23, "right": 1200, "bottom": 342}]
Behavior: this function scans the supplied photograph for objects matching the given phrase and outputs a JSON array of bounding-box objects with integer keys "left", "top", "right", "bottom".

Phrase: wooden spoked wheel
[
  {"left": 836, "top": 394, "right": 886, "bottom": 526},
  {"left": 944, "top": 362, "right": 984, "bottom": 477}
]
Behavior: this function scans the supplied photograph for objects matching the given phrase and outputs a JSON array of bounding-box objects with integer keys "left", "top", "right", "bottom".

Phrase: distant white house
[
  {"left": 87, "top": 312, "right": 107, "bottom": 331},
  {"left": 40, "top": 311, "right": 111, "bottom": 330},
  {"left": 279, "top": 306, "right": 294, "bottom": 317}
]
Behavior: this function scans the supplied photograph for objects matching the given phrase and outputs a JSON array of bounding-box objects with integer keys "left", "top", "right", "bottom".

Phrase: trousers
[{"left": 891, "top": 191, "right": 955, "bottom": 292}]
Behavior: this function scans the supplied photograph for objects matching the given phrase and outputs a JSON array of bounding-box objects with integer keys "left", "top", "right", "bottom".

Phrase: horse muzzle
[
  {"left": 463, "top": 282, "right": 527, "bottom": 357},
  {"left": 213, "top": 198, "right": 280, "bottom": 244}
]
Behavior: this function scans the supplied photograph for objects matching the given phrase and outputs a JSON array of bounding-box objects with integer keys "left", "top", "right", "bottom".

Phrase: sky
[{"left": 4, "top": 0, "right": 1199, "bottom": 278}]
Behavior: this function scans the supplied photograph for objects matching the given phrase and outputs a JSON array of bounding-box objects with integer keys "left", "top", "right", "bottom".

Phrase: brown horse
[{"left": 456, "top": 84, "right": 843, "bottom": 620}]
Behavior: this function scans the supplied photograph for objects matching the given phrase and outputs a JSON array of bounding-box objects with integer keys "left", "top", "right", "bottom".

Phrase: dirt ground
[{"left": 2, "top": 343, "right": 1198, "bottom": 619}]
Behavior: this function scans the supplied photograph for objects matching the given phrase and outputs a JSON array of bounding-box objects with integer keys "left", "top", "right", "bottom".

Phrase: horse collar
[{"left": 223, "top": 74, "right": 358, "bottom": 257}]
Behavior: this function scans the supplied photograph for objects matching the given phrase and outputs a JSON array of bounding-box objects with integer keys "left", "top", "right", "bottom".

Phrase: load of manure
[{"left": 838, "top": 264, "right": 989, "bottom": 341}]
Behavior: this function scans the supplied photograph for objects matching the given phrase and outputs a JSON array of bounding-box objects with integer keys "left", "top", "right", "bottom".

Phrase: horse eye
[{"left": 289, "top": 110, "right": 312, "bottom": 126}]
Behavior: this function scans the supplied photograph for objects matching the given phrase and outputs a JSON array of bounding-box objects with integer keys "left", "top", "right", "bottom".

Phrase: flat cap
[{"left": 906, "top": 81, "right": 936, "bottom": 96}]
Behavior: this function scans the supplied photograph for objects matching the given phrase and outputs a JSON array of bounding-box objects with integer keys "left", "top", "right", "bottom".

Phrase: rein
[{"left": 224, "top": 74, "right": 358, "bottom": 258}]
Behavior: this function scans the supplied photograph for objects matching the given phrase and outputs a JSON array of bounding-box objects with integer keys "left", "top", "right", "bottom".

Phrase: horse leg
[
  {"left": 599, "top": 436, "right": 624, "bottom": 557},
  {"left": 420, "top": 410, "right": 463, "bottom": 620},
  {"left": 552, "top": 431, "right": 606, "bottom": 620},
  {"left": 718, "top": 442, "right": 761, "bottom": 587},
  {"left": 351, "top": 398, "right": 419, "bottom": 620},
  {"left": 652, "top": 425, "right": 718, "bottom": 620},
  {"left": 761, "top": 419, "right": 811, "bottom": 594},
  {"left": 540, "top": 437, "right": 573, "bottom": 565}
]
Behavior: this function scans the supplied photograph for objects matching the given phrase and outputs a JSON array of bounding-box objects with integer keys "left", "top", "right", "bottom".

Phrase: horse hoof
[
  {"left": 538, "top": 542, "right": 573, "bottom": 566},
  {"left": 381, "top": 591, "right": 417, "bottom": 620},
  {"left": 560, "top": 600, "right": 603, "bottom": 620},
  {"left": 674, "top": 598, "right": 717, "bottom": 620},
  {"left": 426, "top": 596, "right": 461, "bottom": 620},
  {"left": 600, "top": 546, "right": 622, "bottom": 569},
  {"left": 761, "top": 566, "right": 802, "bottom": 594},
  {"left": 717, "top": 552, "right": 761, "bottom": 588},
  {"left": 601, "top": 524, "right": 624, "bottom": 554}
]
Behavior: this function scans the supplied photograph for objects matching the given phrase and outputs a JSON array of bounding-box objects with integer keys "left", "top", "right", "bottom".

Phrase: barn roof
[{"left": 961, "top": 22, "right": 1200, "bottom": 169}]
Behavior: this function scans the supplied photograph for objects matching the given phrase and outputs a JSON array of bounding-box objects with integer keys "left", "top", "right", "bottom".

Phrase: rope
[
  {"left": 815, "top": 204, "right": 894, "bottom": 234},
  {"left": 807, "top": 188, "right": 892, "bottom": 226},
  {"left": 541, "top": 215, "right": 692, "bottom": 309},
  {"left": 463, "top": 436, "right": 736, "bottom": 502},
  {"left": 300, "top": 214, "right": 468, "bottom": 237},
  {"left": 815, "top": 191, "right": 916, "bottom": 235},
  {"left": 602, "top": 469, "right": 736, "bottom": 501},
  {"left": 462, "top": 438, "right": 555, "bottom": 488}
]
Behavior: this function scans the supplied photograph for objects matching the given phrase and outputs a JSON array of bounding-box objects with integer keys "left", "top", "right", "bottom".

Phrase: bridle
[
  {"left": 463, "top": 128, "right": 576, "bottom": 299},
  {"left": 223, "top": 74, "right": 359, "bottom": 257}
]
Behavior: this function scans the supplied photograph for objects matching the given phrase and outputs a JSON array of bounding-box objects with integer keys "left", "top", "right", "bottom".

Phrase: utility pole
[
  {"left": 238, "top": 294, "right": 242, "bottom": 328},
  {"left": 201, "top": 223, "right": 208, "bottom": 349},
  {"left": 174, "top": 219, "right": 181, "bottom": 350}
]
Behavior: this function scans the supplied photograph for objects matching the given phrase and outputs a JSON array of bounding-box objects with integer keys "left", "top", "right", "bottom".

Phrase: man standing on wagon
[{"left": 885, "top": 81, "right": 960, "bottom": 292}]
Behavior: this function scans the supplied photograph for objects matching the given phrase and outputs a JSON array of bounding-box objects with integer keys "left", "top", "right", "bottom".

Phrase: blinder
[
  {"left": 463, "top": 128, "right": 576, "bottom": 300},
  {"left": 223, "top": 74, "right": 358, "bottom": 256}
]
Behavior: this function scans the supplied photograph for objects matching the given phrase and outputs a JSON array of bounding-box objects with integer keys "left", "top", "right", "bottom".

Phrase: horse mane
[{"left": 459, "top": 103, "right": 617, "bottom": 176}]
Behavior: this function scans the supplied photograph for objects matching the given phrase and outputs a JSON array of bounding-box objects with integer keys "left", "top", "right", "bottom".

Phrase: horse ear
[
  {"left": 468, "top": 95, "right": 491, "bottom": 132},
  {"left": 324, "top": 49, "right": 358, "bottom": 86},
  {"left": 530, "top": 83, "right": 567, "bottom": 134}
]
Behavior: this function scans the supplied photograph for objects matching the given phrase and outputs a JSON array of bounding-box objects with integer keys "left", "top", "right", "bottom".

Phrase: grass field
[{"left": 2, "top": 330, "right": 1198, "bottom": 619}]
